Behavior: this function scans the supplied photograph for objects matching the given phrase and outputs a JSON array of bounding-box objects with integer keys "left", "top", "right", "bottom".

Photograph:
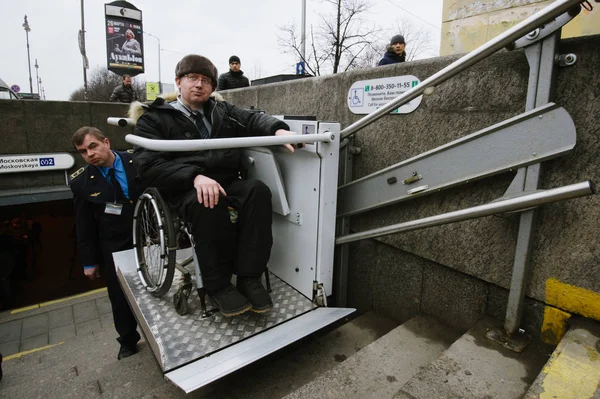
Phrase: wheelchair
[{"left": 132, "top": 186, "right": 271, "bottom": 317}]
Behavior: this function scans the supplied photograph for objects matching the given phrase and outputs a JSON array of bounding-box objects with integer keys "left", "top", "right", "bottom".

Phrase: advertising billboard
[{"left": 105, "top": 1, "right": 144, "bottom": 76}]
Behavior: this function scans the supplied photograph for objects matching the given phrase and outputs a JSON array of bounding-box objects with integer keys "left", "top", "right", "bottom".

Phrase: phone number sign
[
  {"left": 347, "top": 75, "right": 422, "bottom": 115},
  {"left": 0, "top": 153, "right": 75, "bottom": 174}
]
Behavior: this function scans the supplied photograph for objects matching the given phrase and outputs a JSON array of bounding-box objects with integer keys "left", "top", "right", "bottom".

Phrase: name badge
[{"left": 105, "top": 203, "right": 123, "bottom": 215}]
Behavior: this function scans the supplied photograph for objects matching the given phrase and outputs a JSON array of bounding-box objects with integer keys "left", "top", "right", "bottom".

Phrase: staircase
[{"left": 1, "top": 310, "right": 598, "bottom": 398}]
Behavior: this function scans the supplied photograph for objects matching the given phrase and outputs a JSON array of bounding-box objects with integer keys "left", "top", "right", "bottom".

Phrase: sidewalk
[{"left": 0, "top": 288, "right": 113, "bottom": 360}]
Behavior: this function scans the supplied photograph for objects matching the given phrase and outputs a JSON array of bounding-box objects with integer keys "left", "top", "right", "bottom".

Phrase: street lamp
[
  {"left": 22, "top": 15, "right": 33, "bottom": 94},
  {"left": 34, "top": 59, "right": 40, "bottom": 94},
  {"left": 144, "top": 31, "right": 161, "bottom": 94}
]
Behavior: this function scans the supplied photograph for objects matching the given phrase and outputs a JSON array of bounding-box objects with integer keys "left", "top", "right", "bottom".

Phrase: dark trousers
[
  {"left": 102, "top": 244, "right": 140, "bottom": 348},
  {"left": 183, "top": 178, "right": 273, "bottom": 294}
]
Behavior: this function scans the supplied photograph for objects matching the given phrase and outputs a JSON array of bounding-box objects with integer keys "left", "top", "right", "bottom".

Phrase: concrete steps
[
  {"left": 0, "top": 310, "right": 399, "bottom": 398},
  {"left": 396, "top": 316, "right": 552, "bottom": 399},
  {"left": 281, "top": 315, "right": 462, "bottom": 399}
]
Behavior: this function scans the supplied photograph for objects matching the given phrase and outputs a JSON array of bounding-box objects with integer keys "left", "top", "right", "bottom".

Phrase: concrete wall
[
  {"left": 0, "top": 100, "right": 132, "bottom": 191},
  {"left": 222, "top": 35, "right": 600, "bottom": 335},
  {"left": 440, "top": 0, "right": 600, "bottom": 56}
]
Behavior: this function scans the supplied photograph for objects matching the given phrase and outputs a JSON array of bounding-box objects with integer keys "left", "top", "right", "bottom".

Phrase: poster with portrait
[{"left": 105, "top": 1, "right": 144, "bottom": 76}]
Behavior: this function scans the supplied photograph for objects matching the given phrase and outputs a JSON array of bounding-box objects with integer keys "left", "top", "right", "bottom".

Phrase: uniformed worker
[{"left": 69, "top": 126, "right": 142, "bottom": 360}]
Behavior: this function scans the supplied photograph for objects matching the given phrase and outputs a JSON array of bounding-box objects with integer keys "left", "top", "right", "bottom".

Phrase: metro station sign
[{"left": 0, "top": 153, "right": 75, "bottom": 174}]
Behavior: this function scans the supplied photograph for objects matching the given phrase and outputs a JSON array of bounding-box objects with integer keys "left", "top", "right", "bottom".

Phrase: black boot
[
  {"left": 209, "top": 285, "right": 252, "bottom": 317},
  {"left": 237, "top": 277, "right": 273, "bottom": 313}
]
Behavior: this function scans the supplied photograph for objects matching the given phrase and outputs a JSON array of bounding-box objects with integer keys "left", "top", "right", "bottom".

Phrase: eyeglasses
[{"left": 184, "top": 74, "right": 212, "bottom": 86}]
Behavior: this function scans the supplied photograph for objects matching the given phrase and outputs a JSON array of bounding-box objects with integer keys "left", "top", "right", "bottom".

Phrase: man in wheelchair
[{"left": 131, "top": 54, "right": 298, "bottom": 317}]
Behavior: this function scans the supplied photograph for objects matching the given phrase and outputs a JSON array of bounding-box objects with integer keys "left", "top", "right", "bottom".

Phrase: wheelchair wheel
[{"left": 133, "top": 187, "right": 176, "bottom": 297}]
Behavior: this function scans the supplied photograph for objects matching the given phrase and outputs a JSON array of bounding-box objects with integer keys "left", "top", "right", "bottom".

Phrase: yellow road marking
[
  {"left": 4, "top": 342, "right": 64, "bottom": 361},
  {"left": 10, "top": 288, "right": 108, "bottom": 314}
]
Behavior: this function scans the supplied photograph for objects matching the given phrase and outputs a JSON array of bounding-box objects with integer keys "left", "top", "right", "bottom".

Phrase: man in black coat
[
  {"left": 378, "top": 35, "right": 407, "bottom": 66},
  {"left": 110, "top": 75, "right": 138, "bottom": 103},
  {"left": 132, "top": 54, "right": 297, "bottom": 317},
  {"left": 70, "top": 126, "right": 142, "bottom": 360},
  {"left": 217, "top": 55, "right": 250, "bottom": 91}
]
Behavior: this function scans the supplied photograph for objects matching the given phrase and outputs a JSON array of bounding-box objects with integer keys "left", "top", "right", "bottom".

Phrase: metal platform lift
[{"left": 109, "top": 0, "right": 597, "bottom": 393}]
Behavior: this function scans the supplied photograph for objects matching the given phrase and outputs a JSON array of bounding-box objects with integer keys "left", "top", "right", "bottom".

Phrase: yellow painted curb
[
  {"left": 10, "top": 288, "right": 108, "bottom": 315},
  {"left": 4, "top": 342, "right": 64, "bottom": 361},
  {"left": 545, "top": 278, "right": 600, "bottom": 321},
  {"left": 541, "top": 306, "right": 571, "bottom": 345},
  {"left": 539, "top": 330, "right": 600, "bottom": 399}
]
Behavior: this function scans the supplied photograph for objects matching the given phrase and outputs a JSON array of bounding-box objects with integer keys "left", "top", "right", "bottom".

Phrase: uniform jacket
[
  {"left": 110, "top": 84, "right": 138, "bottom": 103},
  {"left": 129, "top": 93, "right": 289, "bottom": 200},
  {"left": 69, "top": 150, "right": 143, "bottom": 266},
  {"left": 378, "top": 49, "right": 406, "bottom": 66},
  {"left": 217, "top": 70, "right": 250, "bottom": 91}
]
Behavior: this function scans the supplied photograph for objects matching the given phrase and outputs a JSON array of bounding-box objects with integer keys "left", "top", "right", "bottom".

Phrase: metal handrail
[
  {"left": 339, "top": 0, "right": 586, "bottom": 140},
  {"left": 125, "top": 132, "right": 334, "bottom": 152},
  {"left": 336, "top": 181, "right": 595, "bottom": 245}
]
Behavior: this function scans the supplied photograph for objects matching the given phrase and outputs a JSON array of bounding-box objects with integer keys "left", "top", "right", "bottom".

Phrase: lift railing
[
  {"left": 336, "top": 181, "right": 595, "bottom": 245},
  {"left": 125, "top": 132, "right": 334, "bottom": 151},
  {"left": 339, "top": 0, "right": 589, "bottom": 140}
]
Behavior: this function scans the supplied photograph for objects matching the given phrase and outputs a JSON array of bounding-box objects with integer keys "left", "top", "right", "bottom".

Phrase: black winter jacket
[
  {"left": 217, "top": 70, "right": 250, "bottom": 91},
  {"left": 110, "top": 84, "right": 138, "bottom": 103},
  {"left": 133, "top": 97, "right": 288, "bottom": 198},
  {"left": 378, "top": 50, "right": 406, "bottom": 66}
]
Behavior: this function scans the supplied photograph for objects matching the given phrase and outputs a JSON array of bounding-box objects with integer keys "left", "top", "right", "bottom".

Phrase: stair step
[
  {"left": 282, "top": 315, "right": 461, "bottom": 399},
  {"left": 0, "top": 310, "right": 397, "bottom": 398},
  {"left": 396, "top": 316, "right": 553, "bottom": 399},
  {"left": 523, "top": 318, "right": 600, "bottom": 399}
]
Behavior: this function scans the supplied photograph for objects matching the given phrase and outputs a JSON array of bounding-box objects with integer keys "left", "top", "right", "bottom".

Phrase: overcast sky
[{"left": 2, "top": 0, "right": 443, "bottom": 100}]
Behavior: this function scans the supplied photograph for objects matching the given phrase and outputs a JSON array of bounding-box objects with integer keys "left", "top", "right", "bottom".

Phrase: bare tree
[
  {"left": 69, "top": 67, "right": 146, "bottom": 102},
  {"left": 278, "top": 0, "right": 379, "bottom": 76}
]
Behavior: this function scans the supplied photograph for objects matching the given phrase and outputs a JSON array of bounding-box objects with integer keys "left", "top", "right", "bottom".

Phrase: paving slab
[
  {"left": 523, "top": 318, "right": 600, "bottom": 399},
  {"left": 95, "top": 296, "right": 112, "bottom": 315},
  {"left": 73, "top": 301, "right": 99, "bottom": 324},
  {"left": 75, "top": 318, "right": 102, "bottom": 336},
  {"left": 99, "top": 313, "right": 114, "bottom": 330},
  {"left": 0, "top": 339, "right": 20, "bottom": 357},
  {"left": 48, "top": 306, "right": 74, "bottom": 329},
  {"left": 395, "top": 316, "right": 552, "bottom": 399},
  {"left": 283, "top": 315, "right": 461, "bottom": 399},
  {"left": 0, "top": 319, "right": 22, "bottom": 343},
  {"left": 49, "top": 323, "right": 77, "bottom": 344},
  {"left": 20, "top": 333, "right": 49, "bottom": 352},
  {"left": 21, "top": 313, "right": 49, "bottom": 339}
]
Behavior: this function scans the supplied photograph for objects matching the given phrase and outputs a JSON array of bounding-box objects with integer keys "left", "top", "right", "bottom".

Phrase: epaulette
[
  {"left": 127, "top": 149, "right": 134, "bottom": 154},
  {"left": 70, "top": 167, "right": 85, "bottom": 180}
]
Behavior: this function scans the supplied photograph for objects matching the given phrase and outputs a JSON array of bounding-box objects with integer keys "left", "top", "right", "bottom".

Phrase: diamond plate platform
[{"left": 115, "top": 249, "right": 315, "bottom": 372}]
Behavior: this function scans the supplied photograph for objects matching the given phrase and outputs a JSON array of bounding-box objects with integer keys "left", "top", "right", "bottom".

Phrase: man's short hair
[
  {"left": 122, "top": 74, "right": 131, "bottom": 81},
  {"left": 175, "top": 55, "right": 218, "bottom": 88},
  {"left": 229, "top": 55, "right": 241, "bottom": 64},
  {"left": 72, "top": 126, "right": 106, "bottom": 148}
]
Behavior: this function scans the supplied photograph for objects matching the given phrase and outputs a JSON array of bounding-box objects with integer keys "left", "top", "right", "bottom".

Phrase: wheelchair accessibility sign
[{"left": 347, "top": 75, "right": 422, "bottom": 115}]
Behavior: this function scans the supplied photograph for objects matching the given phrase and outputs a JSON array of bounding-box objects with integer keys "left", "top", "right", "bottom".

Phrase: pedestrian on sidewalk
[{"left": 70, "top": 127, "right": 143, "bottom": 360}]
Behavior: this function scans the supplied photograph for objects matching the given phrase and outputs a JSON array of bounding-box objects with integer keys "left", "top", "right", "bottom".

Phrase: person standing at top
[
  {"left": 110, "top": 75, "right": 138, "bottom": 103},
  {"left": 378, "top": 35, "right": 406, "bottom": 66},
  {"left": 217, "top": 55, "right": 250, "bottom": 91}
]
